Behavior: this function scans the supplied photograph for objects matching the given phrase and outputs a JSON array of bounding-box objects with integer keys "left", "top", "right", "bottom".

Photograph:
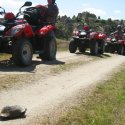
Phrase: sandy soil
[{"left": 0, "top": 52, "right": 125, "bottom": 125}]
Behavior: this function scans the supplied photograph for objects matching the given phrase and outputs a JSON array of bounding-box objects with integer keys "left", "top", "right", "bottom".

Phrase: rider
[
  {"left": 35, "top": 0, "right": 59, "bottom": 25},
  {"left": 45, "top": 0, "right": 59, "bottom": 25},
  {"left": 111, "top": 25, "right": 123, "bottom": 40},
  {"left": 83, "top": 24, "right": 90, "bottom": 34}
]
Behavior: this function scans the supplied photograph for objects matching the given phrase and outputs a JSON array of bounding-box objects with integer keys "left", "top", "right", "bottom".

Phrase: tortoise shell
[{"left": 0, "top": 105, "right": 27, "bottom": 118}]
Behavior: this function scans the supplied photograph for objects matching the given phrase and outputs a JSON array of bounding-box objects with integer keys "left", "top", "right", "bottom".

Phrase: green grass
[
  {"left": 0, "top": 53, "right": 11, "bottom": 60},
  {"left": 56, "top": 66, "right": 125, "bottom": 125}
]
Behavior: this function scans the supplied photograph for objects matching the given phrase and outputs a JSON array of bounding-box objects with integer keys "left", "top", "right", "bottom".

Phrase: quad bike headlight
[
  {"left": 80, "top": 31, "right": 86, "bottom": 36},
  {"left": 112, "top": 38, "right": 116, "bottom": 42}
]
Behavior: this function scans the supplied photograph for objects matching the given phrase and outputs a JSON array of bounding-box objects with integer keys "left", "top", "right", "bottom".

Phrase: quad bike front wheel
[
  {"left": 117, "top": 45, "right": 125, "bottom": 55},
  {"left": 69, "top": 38, "right": 77, "bottom": 53},
  {"left": 12, "top": 39, "right": 33, "bottom": 66},
  {"left": 39, "top": 31, "right": 57, "bottom": 61}
]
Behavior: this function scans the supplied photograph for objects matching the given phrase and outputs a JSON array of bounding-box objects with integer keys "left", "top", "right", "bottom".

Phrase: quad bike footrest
[
  {"left": 34, "top": 50, "right": 44, "bottom": 54},
  {"left": 0, "top": 36, "right": 12, "bottom": 41}
]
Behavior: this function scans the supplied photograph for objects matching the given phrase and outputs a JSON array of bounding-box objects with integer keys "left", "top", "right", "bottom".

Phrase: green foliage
[{"left": 56, "top": 21, "right": 64, "bottom": 30}]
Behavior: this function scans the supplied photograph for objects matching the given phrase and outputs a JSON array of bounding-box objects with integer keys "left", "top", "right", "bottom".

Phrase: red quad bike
[
  {"left": 117, "top": 33, "right": 125, "bottom": 55},
  {"left": 69, "top": 25, "right": 106, "bottom": 55},
  {"left": 0, "top": 1, "right": 57, "bottom": 66},
  {"left": 105, "top": 33, "right": 119, "bottom": 53},
  {"left": 69, "top": 25, "right": 89, "bottom": 53},
  {"left": 89, "top": 32, "right": 106, "bottom": 55}
]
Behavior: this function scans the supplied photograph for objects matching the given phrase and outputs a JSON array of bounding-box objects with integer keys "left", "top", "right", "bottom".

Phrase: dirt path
[
  {"left": 0, "top": 51, "right": 93, "bottom": 75},
  {"left": 0, "top": 52, "right": 125, "bottom": 125}
]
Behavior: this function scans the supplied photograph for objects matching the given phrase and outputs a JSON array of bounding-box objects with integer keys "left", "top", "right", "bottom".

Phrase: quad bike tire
[
  {"left": 78, "top": 44, "right": 86, "bottom": 53},
  {"left": 105, "top": 44, "right": 110, "bottom": 53},
  {"left": 69, "top": 39, "right": 77, "bottom": 53},
  {"left": 110, "top": 44, "right": 115, "bottom": 53},
  {"left": 90, "top": 40, "right": 98, "bottom": 55},
  {"left": 12, "top": 38, "right": 33, "bottom": 66},
  {"left": 117, "top": 45, "right": 125, "bottom": 55},
  {"left": 98, "top": 40, "right": 105, "bottom": 54},
  {"left": 39, "top": 31, "right": 57, "bottom": 61}
]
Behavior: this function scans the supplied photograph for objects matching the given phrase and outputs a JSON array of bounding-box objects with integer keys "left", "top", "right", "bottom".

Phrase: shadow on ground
[
  {"left": 75, "top": 51, "right": 112, "bottom": 58},
  {"left": 0, "top": 59, "right": 65, "bottom": 73},
  {"left": 0, "top": 115, "right": 26, "bottom": 121}
]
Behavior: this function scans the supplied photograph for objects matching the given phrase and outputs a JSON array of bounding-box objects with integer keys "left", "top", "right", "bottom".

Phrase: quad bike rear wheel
[
  {"left": 117, "top": 45, "right": 125, "bottom": 55},
  {"left": 90, "top": 40, "right": 98, "bottom": 55},
  {"left": 105, "top": 44, "right": 110, "bottom": 53},
  {"left": 78, "top": 43, "right": 86, "bottom": 53},
  {"left": 69, "top": 38, "right": 77, "bottom": 53},
  {"left": 98, "top": 40, "right": 105, "bottom": 54},
  {"left": 110, "top": 44, "right": 115, "bottom": 53},
  {"left": 12, "top": 39, "right": 33, "bottom": 66},
  {"left": 39, "top": 31, "right": 57, "bottom": 61}
]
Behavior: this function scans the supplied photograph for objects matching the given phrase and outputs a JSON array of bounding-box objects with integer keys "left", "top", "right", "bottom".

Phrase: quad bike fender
[
  {"left": 38, "top": 25, "right": 56, "bottom": 37},
  {"left": 98, "top": 33, "right": 107, "bottom": 39},
  {"left": 106, "top": 37, "right": 112, "bottom": 43},
  {"left": 10, "top": 23, "right": 34, "bottom": 38},
  {"left": 118, "top": 40, "right": 125, "bottom": 45},
  {"left": 24, "top": 23, "right": 34, "bottom": 38},
  {"left": 89, "top": 32, "right": 99, "bottom": 40},
  {"left": 90, "top": 32, "right": 106, "bottom": 40}
]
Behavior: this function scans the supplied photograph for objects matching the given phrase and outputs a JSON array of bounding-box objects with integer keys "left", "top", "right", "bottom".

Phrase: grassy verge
[
  {"left": 0, "top": 53, "right": 11, "bottom": 60},
  {"left": 56, "top": 66, "right": 125, "bottom": 125},
  {"left": 57, "top": 39, "right": 69, "bottom": 51}
]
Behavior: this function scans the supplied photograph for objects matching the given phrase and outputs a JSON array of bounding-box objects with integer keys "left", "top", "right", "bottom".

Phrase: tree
[{"left": 98, "top": 16, "right": 101, "bottom": 20}]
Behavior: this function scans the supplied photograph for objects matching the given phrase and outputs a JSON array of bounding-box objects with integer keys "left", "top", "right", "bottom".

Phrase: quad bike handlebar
[
  {"left": 15, "top": 2, "right": 32, "bottom": 18},
  {"left": 0, "top": 1, "right": 32, "bottom": 19}
]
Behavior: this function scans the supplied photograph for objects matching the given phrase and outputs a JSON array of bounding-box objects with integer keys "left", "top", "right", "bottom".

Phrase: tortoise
[{"left": 0, "top": 105, "right": 27, "bottom": 119}]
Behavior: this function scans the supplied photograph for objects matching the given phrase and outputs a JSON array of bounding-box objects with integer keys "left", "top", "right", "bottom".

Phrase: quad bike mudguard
[
  {"left": 118, "top": 40, "right": 125, "bottom": 45},
  {"left": 38, "top": 25, "right": 56, "bottom": 37},
  {"left": 9, "top": 23, "right": 34, "bottom": 38},
  {"left": 90, "top": 32, "right": 106, "bottom": 40}
]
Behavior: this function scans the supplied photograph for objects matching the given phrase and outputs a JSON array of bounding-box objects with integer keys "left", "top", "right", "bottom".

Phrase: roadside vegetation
[
  {"left": 0, "top": 53, "right": 11, "bottom": 60},
  {"left": 56, "top": 65, "right": 125, "bottom": 125},
  {"left": 57, "top": 39, "right": 69, "bottom": 51},
  {"left": 56, "top": 11, "right": 125, "bottom": 40}
]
